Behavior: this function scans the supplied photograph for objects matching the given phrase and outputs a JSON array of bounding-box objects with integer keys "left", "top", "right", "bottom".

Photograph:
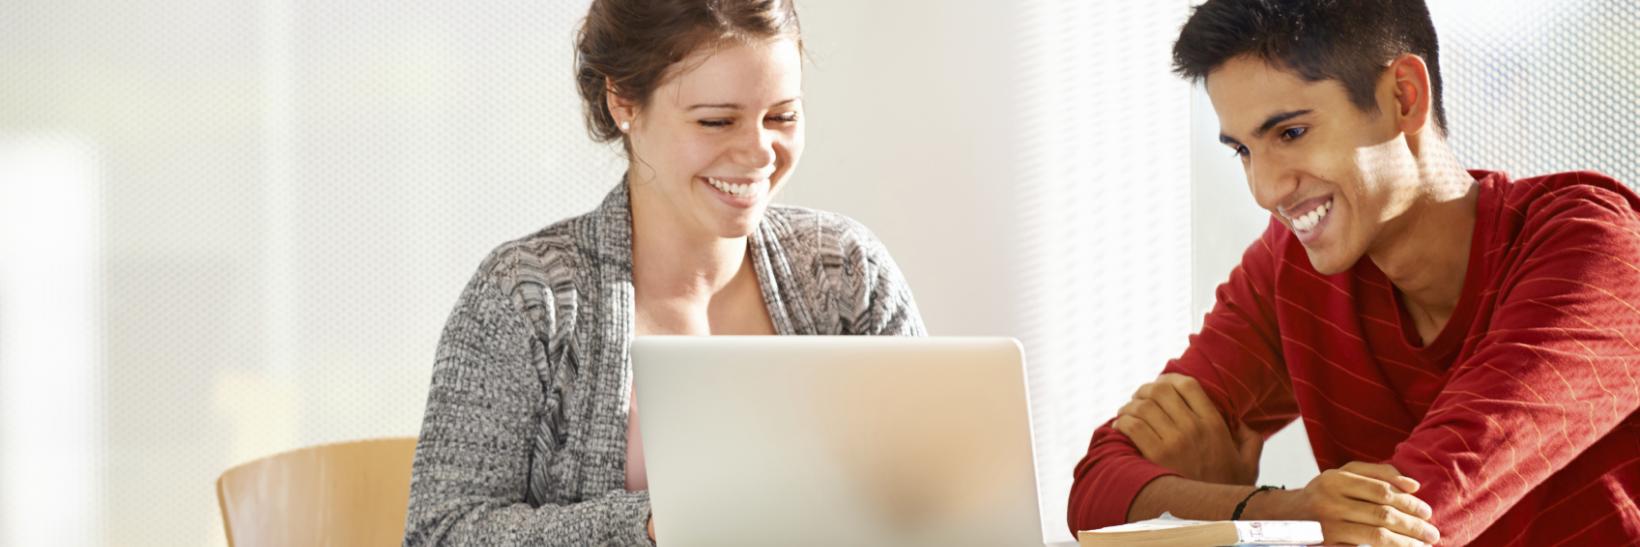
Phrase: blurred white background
[{"left": 1, "top": 0, "right": 1633, "bottom": 545}]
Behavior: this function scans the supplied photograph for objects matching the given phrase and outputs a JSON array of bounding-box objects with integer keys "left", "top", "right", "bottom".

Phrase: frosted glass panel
[
  {"left": 1012, "top": 1, "right": 1194, "bottom": 541},
  {"left": 1435, "top": 0, "right": 1638, "bottom": 186}
]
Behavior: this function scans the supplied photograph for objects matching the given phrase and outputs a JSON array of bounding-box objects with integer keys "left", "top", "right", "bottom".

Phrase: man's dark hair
[{"left": 1172, "top": 0, "right": 1448, "bottom": 134}]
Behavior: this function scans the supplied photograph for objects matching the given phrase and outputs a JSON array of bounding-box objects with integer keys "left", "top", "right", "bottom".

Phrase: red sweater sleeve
[
  {"left": 1387, "top": 185, "right": 1640, "bottom": 544},
  {"left": 1067, "top": 220, "right": 1302, "bottom": 532}
]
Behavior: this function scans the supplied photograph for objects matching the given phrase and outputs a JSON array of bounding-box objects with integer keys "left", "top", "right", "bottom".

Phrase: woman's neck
[{"left": 627, "top": 181, "right": 750, "bottom": 302}]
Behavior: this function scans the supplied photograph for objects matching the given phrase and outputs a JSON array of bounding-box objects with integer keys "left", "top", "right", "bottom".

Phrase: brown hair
[{"left": 574, "top": 0, "right": 804, "bottom": 144}]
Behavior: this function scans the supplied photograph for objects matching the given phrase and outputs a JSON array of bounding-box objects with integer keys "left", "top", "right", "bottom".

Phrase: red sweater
[{"left": 1068, "top": 171, "right": 1640, "bottom": 545}]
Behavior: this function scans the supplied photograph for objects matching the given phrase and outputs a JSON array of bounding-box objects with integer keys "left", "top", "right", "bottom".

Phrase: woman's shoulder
[
  {"left": 761, "top": 204, "right": 924, "bottom": 335},
  {"left": 453, "top": 212, "right": 604, "bottom": 341},
  {"left": 471, "top": 213, "right": 596, "bottom": 288},
  {"left": 761, "top": 203, "right": 895, "bottom": 268}
]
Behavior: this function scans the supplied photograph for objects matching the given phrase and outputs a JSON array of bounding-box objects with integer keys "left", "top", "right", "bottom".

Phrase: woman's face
[{"left": 617, "top": 37, "right": 805, "bottom": 240}]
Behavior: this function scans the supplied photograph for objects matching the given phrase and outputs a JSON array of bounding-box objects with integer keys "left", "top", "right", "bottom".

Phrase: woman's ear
[{"left": 605, "top": 77, "right": 637, "bottom": 131}]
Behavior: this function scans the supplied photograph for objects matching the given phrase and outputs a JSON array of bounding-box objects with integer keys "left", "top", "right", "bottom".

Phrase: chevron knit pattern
[{"left": 404, "top": 181, "right": 925, "bottom": 546}]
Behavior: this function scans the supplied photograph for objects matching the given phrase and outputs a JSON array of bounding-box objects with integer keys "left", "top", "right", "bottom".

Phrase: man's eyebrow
[
  {"left": 1218, "top": 133, "right": 1242, "bottom": 147},
  {"left": 1252, "top": 109, "right": 1312, "bottom": 138}
]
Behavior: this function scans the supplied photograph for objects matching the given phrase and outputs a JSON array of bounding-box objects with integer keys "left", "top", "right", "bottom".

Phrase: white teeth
[
  {"left": 706, "top": 177, "right": 760, "bottom": 198},
  {"left": 1290, "top": 199, "right": 1332, "bottom": 232}
]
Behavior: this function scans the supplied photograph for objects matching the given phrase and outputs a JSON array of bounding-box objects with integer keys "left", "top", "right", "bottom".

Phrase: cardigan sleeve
[{"left": 404, "top": 264, "right": 651, "bottom": 546}]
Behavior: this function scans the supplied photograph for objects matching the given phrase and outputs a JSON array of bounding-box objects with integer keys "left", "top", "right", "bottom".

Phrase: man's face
[{"left": 1206, "top": 55, "right": 1423, "bottom": 275}]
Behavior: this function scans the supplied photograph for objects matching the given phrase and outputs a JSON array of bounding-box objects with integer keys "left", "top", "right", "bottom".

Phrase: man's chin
[{"left": 1305, "top": 250, "right": 1357, "bottom": 276}]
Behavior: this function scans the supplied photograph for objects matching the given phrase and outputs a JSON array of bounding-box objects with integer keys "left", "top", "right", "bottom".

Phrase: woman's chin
[
  {"left": 688, "top": 178, "right": 779, "bottom": 239},
  {"left": 711, "top": 213, "right": 764, "bottom": 239}
]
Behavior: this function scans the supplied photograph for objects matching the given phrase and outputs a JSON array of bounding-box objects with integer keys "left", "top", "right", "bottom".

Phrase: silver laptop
[{"left": 631, "top": 336, "right": 1043, "bottom": 546}]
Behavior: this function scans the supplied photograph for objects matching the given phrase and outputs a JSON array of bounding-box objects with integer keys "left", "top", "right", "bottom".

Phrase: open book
[{"left": 1078, "top": 513, "right": 1323, "bottom": 546}]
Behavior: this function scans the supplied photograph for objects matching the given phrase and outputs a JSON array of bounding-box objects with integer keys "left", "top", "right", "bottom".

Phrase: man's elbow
[{"left": 1066, "top": 455, "right": 1123, "bottom": 534}]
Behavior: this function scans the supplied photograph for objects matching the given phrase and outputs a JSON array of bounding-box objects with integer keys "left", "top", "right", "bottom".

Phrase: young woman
[{"left": 403, "top": 0, "right": 924, "bottom": 544}]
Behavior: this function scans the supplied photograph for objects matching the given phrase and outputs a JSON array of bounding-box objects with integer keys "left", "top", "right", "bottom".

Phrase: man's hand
[
  {"left": 647, "top": 513, "right": 655, "bottom": 543},
  {"left": 1113, "top": 373, "right": 1261, "bottom": 485},
  {"left": 1252, "top": 461, "right": 1441, "bottom": 547}
]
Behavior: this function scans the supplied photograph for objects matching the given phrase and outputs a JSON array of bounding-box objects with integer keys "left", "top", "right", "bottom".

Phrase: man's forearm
[{"left": 1127, "top": 475, "right": 1263, "bottom": 522}]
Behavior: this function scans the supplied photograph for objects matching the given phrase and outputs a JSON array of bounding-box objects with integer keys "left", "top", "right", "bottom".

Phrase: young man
[{"left": 1067, "top": 1, "right": 1639, "bottom": 545}]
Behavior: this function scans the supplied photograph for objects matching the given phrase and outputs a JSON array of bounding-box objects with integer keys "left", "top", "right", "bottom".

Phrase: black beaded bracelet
[{"left": 1231, "top": 485, "right": 1281, "bottom": 520}]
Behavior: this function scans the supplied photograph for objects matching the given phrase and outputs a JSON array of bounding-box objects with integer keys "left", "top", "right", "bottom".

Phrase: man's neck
[{"left": 1366, "top": 140, "right": 1478, "bottom": 324}]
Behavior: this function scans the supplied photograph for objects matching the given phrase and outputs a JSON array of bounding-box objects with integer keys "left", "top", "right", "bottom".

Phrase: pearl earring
[{"left": 619, "top": 120, "right": 631, "bottom": 133}]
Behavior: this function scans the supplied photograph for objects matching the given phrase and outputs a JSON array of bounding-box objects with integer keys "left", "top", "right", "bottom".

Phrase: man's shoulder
[
  {"left": 1497, "top": 170, "right": 1640, "bottom": 222},
  {"left": 1487, "top": 170, "right": 1640, "bottom": 281}
]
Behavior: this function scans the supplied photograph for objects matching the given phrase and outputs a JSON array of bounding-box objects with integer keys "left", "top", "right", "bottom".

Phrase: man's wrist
[
  {"left": 1230, "top": 485, "right": 1277, "bottom": 519},
  {"left": 1236, "top": 487, "right": 1290, "bottom": 520}
]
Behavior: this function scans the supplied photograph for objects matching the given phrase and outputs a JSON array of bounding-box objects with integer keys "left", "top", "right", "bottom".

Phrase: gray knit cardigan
[{"left": 404, "top": 182, "right": 926, "bottom": 546}]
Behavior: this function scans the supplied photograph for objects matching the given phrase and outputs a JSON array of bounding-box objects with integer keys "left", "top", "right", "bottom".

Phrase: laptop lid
[{"left": 632, "top": 336, "right": 1042, "bottom": 546}]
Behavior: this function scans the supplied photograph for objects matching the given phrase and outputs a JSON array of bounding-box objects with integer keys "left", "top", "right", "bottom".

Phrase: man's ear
[
  {"left": 1386, "top": 53, "right": 1434, "bottom": 137},
  {"left": 605, "top": 77, "right": 637, "bottom": 130}
]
